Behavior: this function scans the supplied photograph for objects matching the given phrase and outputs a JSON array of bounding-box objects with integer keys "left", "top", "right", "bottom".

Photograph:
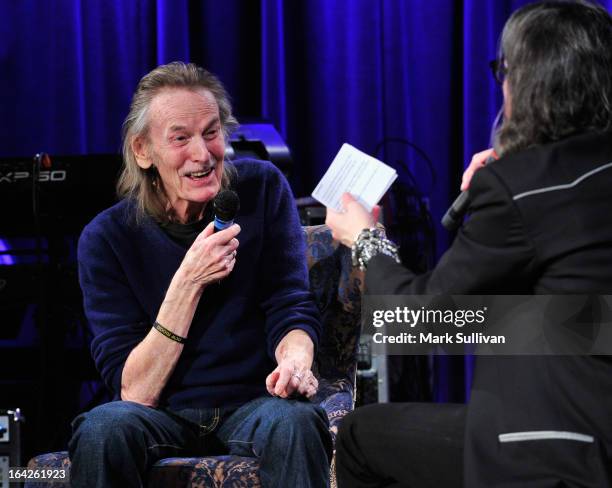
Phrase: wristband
[{"left": 153, "top": 321, "right": 187, "bottom": 344}]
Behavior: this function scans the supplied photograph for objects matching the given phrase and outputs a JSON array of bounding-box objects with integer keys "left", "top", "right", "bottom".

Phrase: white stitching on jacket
[
  {"left": 498, "top": 431, "right": 594, "bottom": 443},
  {"left": 513, "top": 162, "right": 612, "bottom": 201}
]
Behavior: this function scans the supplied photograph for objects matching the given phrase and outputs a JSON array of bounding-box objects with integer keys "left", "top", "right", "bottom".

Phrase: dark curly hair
[{"left": 495, "top": 1, "right": 612, "bottom": 156}]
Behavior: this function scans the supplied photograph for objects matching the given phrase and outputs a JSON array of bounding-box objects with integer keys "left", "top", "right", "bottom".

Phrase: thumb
[
  {"left": 460, "top": 172, "right": 471, "bottom": 191},
  {"left": 372, "top": 205, "right": 381, "bottom": 223},
  {"left": 341, "top": 192, "right": 356, "bottom": 209},
  {"left": 202, "top": 221, "right": 215, "bottom": 238},
  {"left": 266, "top": 369, "right": 280, "bottom": 396}
]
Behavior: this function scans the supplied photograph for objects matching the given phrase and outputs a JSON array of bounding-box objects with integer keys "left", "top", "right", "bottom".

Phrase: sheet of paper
[{"left": 312, "top": 143, "right": 397, "bottom": 212}]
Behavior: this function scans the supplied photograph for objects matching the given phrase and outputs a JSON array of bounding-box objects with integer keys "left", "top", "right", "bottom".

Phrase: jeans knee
[
  {"left": 280, "top": 400, "right": 326, "bottom": 431},
  {"left": 266, "top": 400, "right": 331, "bottom": 455},
  {"left": 69, "top": 401, "right": 147, "bottom": 455}
]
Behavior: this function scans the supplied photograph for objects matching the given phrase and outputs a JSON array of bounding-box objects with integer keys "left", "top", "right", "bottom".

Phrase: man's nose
[{"left": 190, "top": 136, "right": 209, "bottom": 162}]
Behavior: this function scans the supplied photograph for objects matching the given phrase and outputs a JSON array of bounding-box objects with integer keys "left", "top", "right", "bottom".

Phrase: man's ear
[{"left": 132, "top": 136, "right": 152, "bottom": 169}]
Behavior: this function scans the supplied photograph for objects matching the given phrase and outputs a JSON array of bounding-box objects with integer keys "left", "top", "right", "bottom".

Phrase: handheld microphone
[
  {"left": 441, "top": 191, "right": 471, "bottom": 231},
  {"left": 441, "top": 153, "right": 498, "bottom": 231},
  {"left": 213, "top": 190, "right": 240, "bottom": 232}
]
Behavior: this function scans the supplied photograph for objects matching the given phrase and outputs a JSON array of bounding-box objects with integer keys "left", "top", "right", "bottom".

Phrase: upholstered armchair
[{"left": 26, "top": 225, "right": 363, "bottom": 487}]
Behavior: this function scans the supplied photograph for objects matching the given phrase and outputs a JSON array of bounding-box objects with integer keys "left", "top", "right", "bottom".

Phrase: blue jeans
[{"left": 68, "top": 396, "right": 332, "bottom": 488}]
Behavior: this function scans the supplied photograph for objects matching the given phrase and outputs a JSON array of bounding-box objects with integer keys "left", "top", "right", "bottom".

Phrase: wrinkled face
[{"left": 133, "top": 87, "right": 225, "bottom": 222}]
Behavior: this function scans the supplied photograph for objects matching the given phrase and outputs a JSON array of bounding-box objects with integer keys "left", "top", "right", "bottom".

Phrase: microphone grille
[{"left": 213, "top": 190, "right": 240, "bottom": 221}]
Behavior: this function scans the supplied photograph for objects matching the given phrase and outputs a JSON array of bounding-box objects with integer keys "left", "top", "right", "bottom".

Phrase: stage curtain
[{"left": 3, "top": 0, "right": 610, "bottom": 401}]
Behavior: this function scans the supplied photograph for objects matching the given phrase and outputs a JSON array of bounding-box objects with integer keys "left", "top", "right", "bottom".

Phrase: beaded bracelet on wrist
[{"left": 351, "top": 227, "right": 401, "bottom": 271}]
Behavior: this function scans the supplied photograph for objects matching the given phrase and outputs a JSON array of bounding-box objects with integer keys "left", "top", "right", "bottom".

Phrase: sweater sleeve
[
  {"left": 78, "top": 220, "right": 149, "bottom": 396},
  {"left": 366, "top": 165, "right": 537, "bottom": 295},
  {"left": 258, "top": 165, "right": 322, "bottom": 358}
]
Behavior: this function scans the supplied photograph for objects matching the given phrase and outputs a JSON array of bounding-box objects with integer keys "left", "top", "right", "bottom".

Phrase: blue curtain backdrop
[{"left": 2, "top": 0, "right": 611, "bottom": 402}]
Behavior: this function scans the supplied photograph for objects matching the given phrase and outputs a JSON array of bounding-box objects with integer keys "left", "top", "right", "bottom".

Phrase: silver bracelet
[{"left": 351, "top": 227, "right": 401, "bottom": 270}]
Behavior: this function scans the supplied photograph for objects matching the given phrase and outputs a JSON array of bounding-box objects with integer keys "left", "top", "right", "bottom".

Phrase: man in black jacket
[{"left": 327, "top": 1, "right": 612, "bottom": 486}]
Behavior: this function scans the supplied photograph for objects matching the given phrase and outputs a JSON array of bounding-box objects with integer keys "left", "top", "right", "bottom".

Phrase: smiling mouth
[{"left": 185, "top": 167, "right": 214, "bottom": 180}]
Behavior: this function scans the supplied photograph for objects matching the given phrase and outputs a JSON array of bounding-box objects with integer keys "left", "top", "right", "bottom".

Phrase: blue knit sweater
[{"left": 78, "top": 159, "right": 321, "bottom": 410}]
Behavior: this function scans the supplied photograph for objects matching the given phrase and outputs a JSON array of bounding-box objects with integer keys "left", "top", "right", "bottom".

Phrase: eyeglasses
[{"left": 489, "top": 58, "right": 507, "bottom": 85}]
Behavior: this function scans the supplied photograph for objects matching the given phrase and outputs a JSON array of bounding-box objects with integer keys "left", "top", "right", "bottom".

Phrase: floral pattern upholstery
[{"left": 26, "top": 225, "right": 363, "bottom": 488}]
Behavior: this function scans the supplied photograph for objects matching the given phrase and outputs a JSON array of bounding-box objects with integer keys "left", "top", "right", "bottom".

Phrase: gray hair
[
  {"left": 494, "top": 1, "right": 612, "bottom": 156},
  {"left": 117, "top": 62, "right": 239, "bottom": 223}
]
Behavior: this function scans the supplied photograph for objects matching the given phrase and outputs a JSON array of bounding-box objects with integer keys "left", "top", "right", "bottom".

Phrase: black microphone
[
  {"left": 441, "top": 154, "right": 497, "bottom": 231},
  {"left": 213, "top": 190, "right": 240, "bottom": 232},
  {"left": 441, "top": 191, "right": 471, "bottom": 231}
]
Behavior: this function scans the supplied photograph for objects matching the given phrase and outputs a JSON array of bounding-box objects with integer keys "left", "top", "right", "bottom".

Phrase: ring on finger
[{"left": 291, "top": 372, "right": 303, "bottom": 381}]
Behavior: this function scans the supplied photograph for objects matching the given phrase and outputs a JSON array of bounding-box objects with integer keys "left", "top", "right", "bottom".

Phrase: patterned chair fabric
[{"left": 26, "top": 225, "right": 363, "bottom": 488}]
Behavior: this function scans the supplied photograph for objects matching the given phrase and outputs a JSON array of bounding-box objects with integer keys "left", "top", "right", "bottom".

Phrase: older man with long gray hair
[{"left": 68, "top": 61, "right": 332, "bottom": 488}]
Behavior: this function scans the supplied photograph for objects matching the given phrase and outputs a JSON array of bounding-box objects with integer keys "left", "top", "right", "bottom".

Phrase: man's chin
[{"left": 195, "top": 183, "right": 221, "bottom": 205}]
